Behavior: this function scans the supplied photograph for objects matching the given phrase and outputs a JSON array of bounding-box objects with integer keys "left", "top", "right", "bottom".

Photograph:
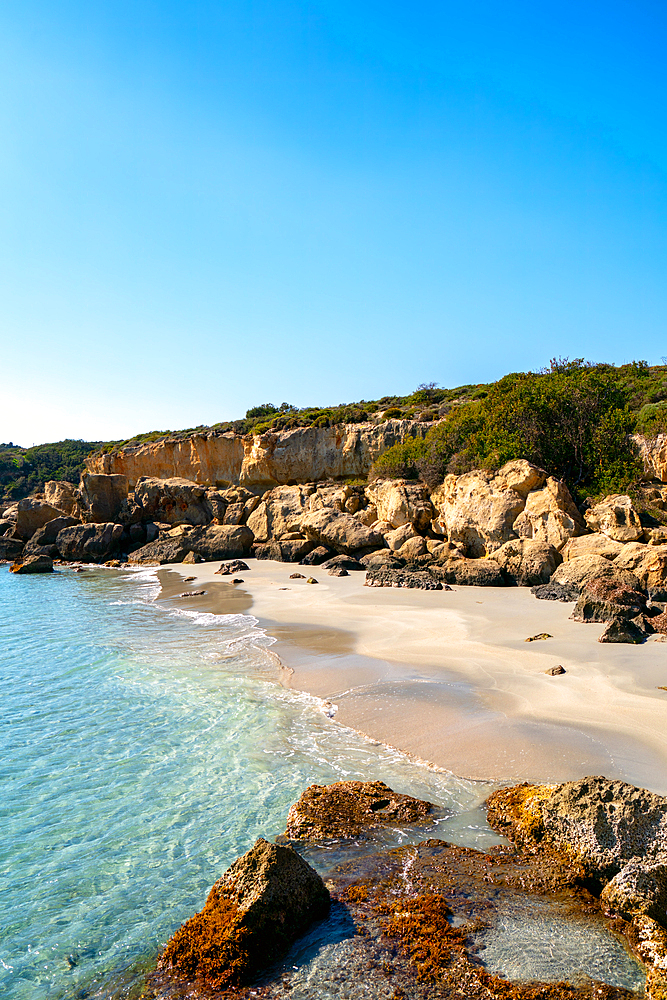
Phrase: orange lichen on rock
[
  {"left": 158, "top": 838, "right": 330, "bottom": 990},
  {"left": 285, "top": 780, "right": 434, "bottom": 839}
]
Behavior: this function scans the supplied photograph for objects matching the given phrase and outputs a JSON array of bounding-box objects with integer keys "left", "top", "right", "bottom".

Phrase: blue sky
[{"left": 1, "top": 1, "right": 666, "bottom": 445}]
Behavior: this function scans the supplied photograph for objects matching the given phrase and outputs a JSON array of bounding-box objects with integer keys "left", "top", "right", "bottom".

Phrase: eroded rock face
[
  {"left": 56, "top": 523, "right": 124, "bottom": 562},
  {"left": 585, "top": 495, "right": 644, "bottom": 543},
  {"left": 285, "top": 780, "right": 433, "bottom": 839},
  {"left": 431, "top": 461, "right": 545, "bottom": 557},
  {"left": 157, "top": 838, "right": 330, "bottom": 990},
  {"left": 485, "top": 777, "right": 667, "bottom": 979},
  {"left": 513, "top": 477, "right": 586, "bottom": 550},
  {"left": 570, "top": 579, "right": 647, "bottom": 624},
  {"left": 491, "top": 538, "right": 561, "bottom": 586},
  {"left": 134, "top": 477, "right": 213, "bottom": 527},
  {"left": 44, "top": 480, "right": 81, "bottom": 518},
  {"left": 551, "top": 554, "right": 639, "bottom": 593},
  {"left": 561, "top": 534, "right": 625, "bottom": 561},
  {"left": 301, "top": 508, "right": 385, "bottom": 555},
  {"left": 15, "top": 498, "right": 68, "bottom": 540},
  {"left": 80, "top": 473, "right": 129, "bottom": 524},
  {"left": 632, "top": 433, "right": 667, "bottom": 483},
  {"left": 614, "top": 543, "right": 667, "bottom": 602},
  {"left": 365, "top": 479, "right": 434, "bottom": 531}
]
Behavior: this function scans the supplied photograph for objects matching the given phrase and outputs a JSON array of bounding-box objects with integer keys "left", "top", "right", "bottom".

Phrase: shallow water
[
  {"left": 0, "top": 565, "right": 648, "bottom": 998},
  {"left": 0, "top": 565, "right": 504, "bottom": 1000}
]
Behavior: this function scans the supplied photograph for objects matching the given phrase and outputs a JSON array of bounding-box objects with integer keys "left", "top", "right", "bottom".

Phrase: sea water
[{"left": 0, "top": 565, "right": 645, "bottom": 999}]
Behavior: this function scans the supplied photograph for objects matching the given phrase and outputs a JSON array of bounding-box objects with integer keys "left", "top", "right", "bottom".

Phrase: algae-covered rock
[
  {"left": 158, "top": 838, "right": 329, "bottom": 990},
  {"left": 285, "top": 780, "right": 434, "bottom": 839},
  {"left": 364, "top": 566, "right": 443, "bottom": 590},
  {"left": 570, "top": 579, "right": 647, "bottom": 623}
]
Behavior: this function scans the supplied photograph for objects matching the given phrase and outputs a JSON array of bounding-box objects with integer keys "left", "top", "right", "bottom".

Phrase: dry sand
[{"left": 155, "top": 559, "right": 667, "bottom": 793}]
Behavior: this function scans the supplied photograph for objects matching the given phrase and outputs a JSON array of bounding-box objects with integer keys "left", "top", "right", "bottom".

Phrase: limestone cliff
[{"left": 85, "top": 420, "right": 429, "bottom": 490}]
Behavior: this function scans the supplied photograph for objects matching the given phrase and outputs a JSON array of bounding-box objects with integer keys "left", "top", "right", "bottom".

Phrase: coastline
[{"left": 155, "top": 558, "right": 667, "bottom": 794}]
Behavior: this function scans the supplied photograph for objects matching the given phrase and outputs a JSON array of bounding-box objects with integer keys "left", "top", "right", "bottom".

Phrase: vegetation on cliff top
[
  {"left": 371, "top": 359, "right": 667, "bottom": 501},
  {"left": 0, "top": 439, "right": 109, "bottom": 503}
]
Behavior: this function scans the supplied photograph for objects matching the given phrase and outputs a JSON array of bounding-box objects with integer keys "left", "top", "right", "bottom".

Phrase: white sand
[{"left": 156, "top": 559, "right": 667, "bottom": 793}]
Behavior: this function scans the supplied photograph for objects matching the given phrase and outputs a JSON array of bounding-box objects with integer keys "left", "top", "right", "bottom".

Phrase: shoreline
[{"left": 155, "top": 558, "right": 667, "bottom": 794}]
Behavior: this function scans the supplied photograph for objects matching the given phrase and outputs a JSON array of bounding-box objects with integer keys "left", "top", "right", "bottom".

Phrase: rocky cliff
[
  {"left": 85, "top": 420, "right": 431, "bottom": 490},
  {"left": 633, "top": 433, "right": 667, "bottom": 483}
]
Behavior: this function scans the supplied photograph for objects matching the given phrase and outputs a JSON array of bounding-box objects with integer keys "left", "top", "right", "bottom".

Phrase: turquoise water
[{"left": 0, "top": 565, "right": 500, "bottom": 1000}]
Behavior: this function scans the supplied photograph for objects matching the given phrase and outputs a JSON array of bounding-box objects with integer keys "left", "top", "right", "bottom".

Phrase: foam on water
[{"left": 0, "top": 565, "right": 645, "bottom": 999}]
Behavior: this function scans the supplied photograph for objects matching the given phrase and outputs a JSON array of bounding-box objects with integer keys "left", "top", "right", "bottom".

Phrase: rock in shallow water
[
  {"left": 285, "top": 780, "right": 434, "bottom": 839},
  {"left": 157, "top": 838, "right": 330, "bottom": 990}
]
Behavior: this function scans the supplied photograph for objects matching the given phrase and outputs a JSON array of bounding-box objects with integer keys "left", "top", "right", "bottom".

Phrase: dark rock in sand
[
  {"left": 57, "top": 523, "right": 124, "bottom": 563},
  {"left": 598, "top": 616, "right": 646, "bottom": 643},
  {"left": 285, "top": 780, "right": 434, "bottom": 839},
  {"left": 531, "top": 580, "right": 580, "bottom": 602},
  {"left": 215, "top": 559, "right": 250, "bottom": 575},
  {"left": 430, "top": 557, "right": 506, "bottom": 587},
  {"left": 328, "top": 565, "right": 349, "bottom": 576},
  {"left": 181, "top": 550, "right": 203, "bottom": 564},
  {"left": 321, "top": 554, "right": 365, "bottom": 571},
  {"left": 9, "top": 553, "right": 54, "bottom": 574},
  {"left": 545, "top": 664, "right": 566, "bottom": 675},
  {"left": 157, "top": 838, "right": 329, "bottom": 990},
  {"left": 570, "top": 578, "right": 646, "bottom": 623},
  {"left": 299, "top": 544, "right": 335, "bottom": 566},
  {"left": 365, "top": 566, "right": 444, "bottom": 590}
]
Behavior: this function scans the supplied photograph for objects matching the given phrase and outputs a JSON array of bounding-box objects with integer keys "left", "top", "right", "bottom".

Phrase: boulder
[
  {"left": 396, "top": 535, "right": 429, "bottom": 561},
  {"left": 384, "top": 522, "right": 418, "bottom": 551},
  {"left": 601, "top": 857, "right": 667, "bottom": 925},
  {"left": 253, "top": 539, "right": 315, "bottom": 562},
  {"left": 9, "top": 554, "right": 54, "bottom": 574},
  {"left": 431, "top": 460, "right": 545, "bottom": 557},
  {"left": 550, "top": 554, "right": 639, "bottom": 593},
  {"left": 431, "top": 558, "right": 506, "bottom": 587},
  {"left": 44, "top": 480, "right": 81, "bottom": 518},
  {"left": 365, "top": 479, "right": 434, "bottom": 531},
  {"left": 222, "top": 502, "right": 244, "bottom": 525},
  {"left": 157, "top": 838, "right": 330, "bottom": 990},
  {"left": 24, "top": 516, "right": 79, "bottom": 555},
  {"left": 561, "top": 533, "right": 625, "bottom": 561},
  {"left": 328, "top": 565, "right": 348, "bottom": 577},
  {"left": 15, "top": 498, "right": 68, "bottom": 540},
  {"left": 285, "top": 780, "right": 434, "bottom": 839},
  {"left": 134, "top": 477, "right": 213, "bottom": 527},
  {"left": 354, "top": 505, "right": 378, "bottom": 527},
  {"left": 80, "top": 473, "right": 129, "bottom": 524},
  {"left": 359, "top": 550, "right": 404, "bottom": 569},
  {"left": 203, "top": 489, "right": 228, "bottom": 521},
  {"left": 491, "top": 538, "right": 561, "bottom": 587},
  {"left": 300, "top": 508, "right": 385, "bottom": 555},
  {"left": 0, "top": 536, "right": 24, "bottom": 561},
  {"left": 299, "top": 545, "right": 335, "bottom": 566},
  {"left": 246, "top": 485, "right": 316, "bottom": 542},
  {"left": 365, "top": 567, "right": 443, "bottom": 590},
  {"left": 56, "top": 523, "right": 124, "bottom": 562},
  {"left": 584, "top": 494, "right": 644, "bottom": 542},
  {"left": 614, "top": 543, "right": 667, "bottom": 602},
  {"left": 512, "top": 477, "right": 586, "bottom": 550},
  {"left": 570, "top": 579, "right": 647, "bottom": 623},
  {"left": 598, "top": 617, "right": 646, "bottom": 643},
  {"left": 189, "top": 525, "right": 254, "bottom": 561},
  {"left": 128, "top": 535, "right": 194, "bottom": 565},
  {"left": 321, "top": 554, "right": 365, "bottom": 571}
]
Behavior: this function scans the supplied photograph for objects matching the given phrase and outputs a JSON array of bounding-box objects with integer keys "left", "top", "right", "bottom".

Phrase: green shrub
[
  {"left": 636, "top": 402, "right": 667, "bottom": 438},
  {"left": 382, "top": 407, "right": 403, "bottom": 419}
]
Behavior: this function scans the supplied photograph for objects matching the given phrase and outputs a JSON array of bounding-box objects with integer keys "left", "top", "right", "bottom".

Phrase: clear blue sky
[{"left": 1, "top": 1, "right": 666, "bottom": 445}]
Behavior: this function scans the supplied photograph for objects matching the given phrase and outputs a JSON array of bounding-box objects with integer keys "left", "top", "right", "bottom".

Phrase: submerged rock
[
  {"left": 157, "top": 838, "right": 329, "bottom": 990},
  {"left": 285, "top": 780, "right": 434, "bottom": 839}
]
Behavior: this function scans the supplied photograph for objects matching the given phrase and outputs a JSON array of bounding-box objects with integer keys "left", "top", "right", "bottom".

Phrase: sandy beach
[{"left": 156, "top": 559, "right": 667, "bottom": 794}]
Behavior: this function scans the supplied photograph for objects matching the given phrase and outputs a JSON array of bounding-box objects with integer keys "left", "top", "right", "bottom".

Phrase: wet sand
[{"left": 155, "top": 560, "right": 667, "bottom": 793}]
